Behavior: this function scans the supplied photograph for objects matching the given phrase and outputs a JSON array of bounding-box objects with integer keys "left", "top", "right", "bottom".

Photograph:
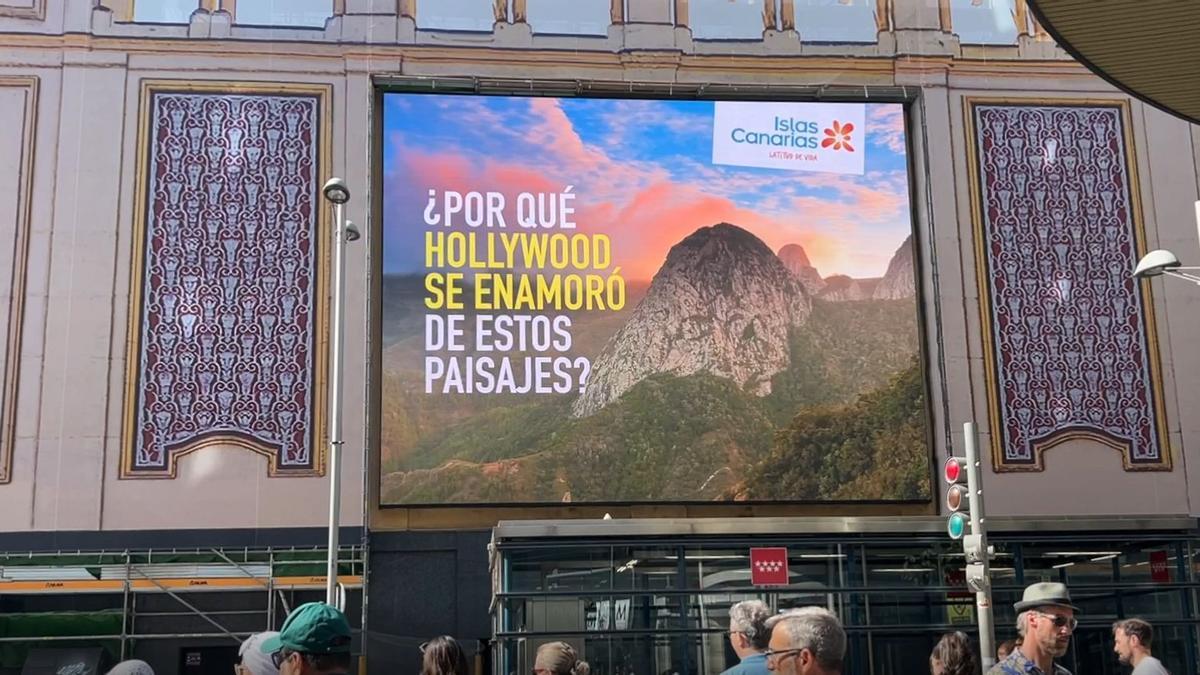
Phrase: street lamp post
[{"left": 322, "top": 177, "right": 353, "bottom": 609}]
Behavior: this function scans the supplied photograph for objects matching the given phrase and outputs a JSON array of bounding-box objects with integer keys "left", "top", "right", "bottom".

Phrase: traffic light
[
  {"left": 945, "top": 437, "right": 993, "bottom": 589},
  {"left": 944, "top": 456, "right": 970, "bottom": 540}
]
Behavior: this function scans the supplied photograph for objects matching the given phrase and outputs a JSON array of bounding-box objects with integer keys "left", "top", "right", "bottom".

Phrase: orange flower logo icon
[{"left": 821, "top": 120, "right": 855, "bottom": 152}]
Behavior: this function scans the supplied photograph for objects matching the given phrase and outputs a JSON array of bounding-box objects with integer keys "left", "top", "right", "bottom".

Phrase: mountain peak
[
  {"left": 777, "top": 243, "right": 825, "bottom": 294},
  {"left": 672, "top": 223, "right": 776, "bottom": 259},
  {"left": 777, "top": 243, "right": 813, "bottom": 269},
  {"left": 872, "top": 234, "right": 915, "bottom": 300},
  {"left": 573, "top": 223, "right": 813, "bottom": 417}
]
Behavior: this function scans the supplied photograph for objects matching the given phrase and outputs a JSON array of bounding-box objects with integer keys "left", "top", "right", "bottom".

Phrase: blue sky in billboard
[{"left": 383, "top": 94, "right": 909, "bottom": 282}]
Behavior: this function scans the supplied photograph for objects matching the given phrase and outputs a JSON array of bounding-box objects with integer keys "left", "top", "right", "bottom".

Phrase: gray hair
[
  {"left": 729, "top": 600, "right": 771, "bottom": 649},
  {"left": 1016, "top": 611, "right": 1031, "bottom": 637},
  {"left": 765, "top": 607, "right": 846, "bottom": 670}
]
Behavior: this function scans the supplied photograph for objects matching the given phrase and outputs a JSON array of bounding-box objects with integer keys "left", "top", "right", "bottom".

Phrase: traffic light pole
[{"left": 963, "top": 422, "right": 995, "bottom": 670}]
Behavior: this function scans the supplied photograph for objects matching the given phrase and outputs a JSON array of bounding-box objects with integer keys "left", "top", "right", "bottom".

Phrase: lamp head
[
  {"left": 1134, "top": 249, "right": 1181, "bottom": 279},
  {"left": 322, "top": 177, "right": 350, "bottom": 205}
]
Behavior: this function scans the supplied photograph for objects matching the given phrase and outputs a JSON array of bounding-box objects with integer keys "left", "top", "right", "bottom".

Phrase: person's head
[
  {"left": 534, "top": 642, "right": 589, "bottom": 675},
  {"left": 1112, "top": 618, "right": 1154, "bottom": 665},
  {"left": 420, "top": 636, "right": 469, "bottom": 675},
  {"left": 764, "top": 607, "right": 846, "bottom": 675},
  {"left": 728, "top": 600, "right": 772, "bottom": 657},
  {"left": 107, "top": 660, "right": 155, "bottom": 675},
  {"left": 929, "top": 632, "right": 976, "bottom": 675},
  {"left": 238, "top": 633, "right": 281, "bottom": 675},
  {"left": 1014, "top": 583, "right": 1078, "bottom": 660},
  {"left": 996, "top": 639, "right": 1016, "bottom": 661},
  {"left": 262, "top": 603, "right": 353, "bottom": 675}
]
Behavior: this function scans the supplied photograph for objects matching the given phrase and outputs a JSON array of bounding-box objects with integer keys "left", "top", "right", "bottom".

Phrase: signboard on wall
[
  {"left": 1150, "top": 550, "right": 1170, "bottom": 583},
  {"left": 379, "top": 92, "right": 929, "bottom": 505},
  {"left": 750, "top": 548, "right": 790, "bottom": 586}
]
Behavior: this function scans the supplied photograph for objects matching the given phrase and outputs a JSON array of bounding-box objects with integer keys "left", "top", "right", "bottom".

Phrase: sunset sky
[{"left": 382, "top": 94, "right": 912, "bottom": 281}]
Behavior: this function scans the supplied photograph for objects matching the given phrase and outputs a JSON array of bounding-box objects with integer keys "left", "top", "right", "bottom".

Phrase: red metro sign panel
[{"left": 750, "top": 547, "right": 789, "bottom": 586}]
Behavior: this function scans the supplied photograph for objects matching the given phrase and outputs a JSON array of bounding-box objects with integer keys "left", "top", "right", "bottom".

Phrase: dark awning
[{"left": 1028, "top": 0, "right": 1200, "bottom": 125}]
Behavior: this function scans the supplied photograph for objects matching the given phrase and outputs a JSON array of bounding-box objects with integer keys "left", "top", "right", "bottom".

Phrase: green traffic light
[{"left": 948, "top": 512, "right": 967, "bottom": 539}]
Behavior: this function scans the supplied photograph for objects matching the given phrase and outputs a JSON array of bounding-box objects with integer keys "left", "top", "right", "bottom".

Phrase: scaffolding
[{"left": 0, "top": 545, "right": 365, "bottom": 664}]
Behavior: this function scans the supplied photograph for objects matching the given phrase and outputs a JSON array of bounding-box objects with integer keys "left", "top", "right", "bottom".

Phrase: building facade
[{"left": 1, "top": 1, "right": 1200, "bottom": 674}]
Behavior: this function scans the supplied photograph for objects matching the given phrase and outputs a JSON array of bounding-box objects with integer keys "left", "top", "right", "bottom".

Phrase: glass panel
[
  {"left": 612, "top": 545, "right": 684, "bottom": 592},
  {"left": 235, "top": 0, "right": 331, "bottom": 27},
  {"left": 862, "top": 544, "right": 950, "bottom": 628},
  {"left": 949, "top": 0, "right": 1019, "bottom": 44},
  {"left": 1127, "top": 544, "right": 1178, "bottom": 583},
  {"left": 526, "top": 0, "right": 610, "bottom": 35},
  {"left": 794, "top": 0, "right": 877, "bottom": 42},
  {"left": 416, "top": 0, "right": 494, "bottom": 31},
  {"left": 690, "top": 0, "right": 765, "bottom": 40},
  {"left": 133, "top": 0, "right": 198, "bottom": 23},
  {"left": 1119, "top": 589, "right": 1186, "bottom": 622},
  {"left": 869, "top": 632, "right": 941, "bottom": 675},
  {"left": 1064, "top": 624, "right": 1192, "bottom": 675},
  {"left": 506, "top": 546, "right": 614, "bottom": 593}
]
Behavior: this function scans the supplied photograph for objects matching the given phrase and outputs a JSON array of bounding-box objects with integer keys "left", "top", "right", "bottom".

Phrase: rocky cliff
[
  {"left": 572, "top": 223, "right": 812, "bottom": 417},
  {"left": 872, "top": 234, "right": 915, "bottom": 300},
  {"left": 818, "top": 275, "right": 880, "bottom": 302},
  {"left": 777, "top": 243, "right": 826, "bottom": 294}
]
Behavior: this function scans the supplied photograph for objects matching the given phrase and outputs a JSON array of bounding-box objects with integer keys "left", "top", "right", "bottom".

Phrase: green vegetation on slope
[
  {"left": 379, "top": 296, "right": 930, "bottom": 504},
  {"left": 733, "top": 356, "right": 930, "bottom": 501}
]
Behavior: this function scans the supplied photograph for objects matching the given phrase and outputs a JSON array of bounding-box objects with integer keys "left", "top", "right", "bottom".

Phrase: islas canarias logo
[
  {"left": 821, "top": 120, "right": 855, "bottom": 152},
  {"left": 711, "top": 102, "right": 867, "bottom": 175}
]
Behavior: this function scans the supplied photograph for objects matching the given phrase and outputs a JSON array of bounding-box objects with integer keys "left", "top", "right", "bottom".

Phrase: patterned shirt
[{"left": 986, "top": 648, "right": 1072, "bottom": 675}]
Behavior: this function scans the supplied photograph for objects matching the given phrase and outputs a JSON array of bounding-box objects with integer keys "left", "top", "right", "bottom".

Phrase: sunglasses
[
  {"left": 1036, "top": 612, "right": 1078, "bottom": 631},
  {"left": 270, "top": 652, "right": 347, "bottom": 675}
]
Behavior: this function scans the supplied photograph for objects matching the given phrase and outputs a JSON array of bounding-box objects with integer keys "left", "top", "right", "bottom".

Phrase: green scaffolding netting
[{"left": 0, "top": 611, "right": 123, "bottom": 669}]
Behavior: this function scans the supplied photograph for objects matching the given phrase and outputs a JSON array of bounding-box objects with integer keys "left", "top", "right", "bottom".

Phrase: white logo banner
[{"left": 712, "top": 101, "right": 868, "bottom": 175}]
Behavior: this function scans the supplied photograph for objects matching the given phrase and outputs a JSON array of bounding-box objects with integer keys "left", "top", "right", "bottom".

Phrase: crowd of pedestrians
[{"left": 96, "top": 579, "right": 1172, "bottom": 675}]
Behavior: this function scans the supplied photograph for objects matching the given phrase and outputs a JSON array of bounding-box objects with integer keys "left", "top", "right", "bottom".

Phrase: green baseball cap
[{"left": 262, "top": 602, "right": 352, "bottom": 655}]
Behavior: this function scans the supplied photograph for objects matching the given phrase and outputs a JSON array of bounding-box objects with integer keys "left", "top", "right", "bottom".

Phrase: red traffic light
[{"left": 944, "top": 456, "right": 967, "bottom": 484}]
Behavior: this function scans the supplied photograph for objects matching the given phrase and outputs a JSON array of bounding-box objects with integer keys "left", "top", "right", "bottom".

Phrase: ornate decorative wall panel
[
  {"left": 0, "top": 76, "right": 38, "bottom": 485},
  {"left": 966, "top": 100, "right": 1169, "bottom": 471},
  {"left": 123, "top": 82, "right": 330, "bottom": 478}
]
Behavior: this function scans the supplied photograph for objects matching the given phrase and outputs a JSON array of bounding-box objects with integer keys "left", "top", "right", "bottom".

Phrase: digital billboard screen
[{"left": 380, "top": 92, "right": 930, "bottom": 505}]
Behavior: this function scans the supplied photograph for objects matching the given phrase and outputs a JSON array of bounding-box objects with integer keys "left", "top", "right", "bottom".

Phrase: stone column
[
  {"left": 103, "top": 0, "right": 133, "bottom": 22},
  {"left": 890, "top": 0, "right": 957, "bottom": 55},
  {"left": 780, "top": 0, "right": 795, "bottom": 31},
  {"left": 875, "top": 0, "right": 891, "bottom": 32},
  {"left": 1013, "top": 0, "right": 1030, "bottom": 36},
  {"left": 513, "top": 0, "right": 526, "bottom": 23},
  {"left": 673, "top": 0, "right": 687, "bottom": 27},
  {"left": 762, "top": 0, "right": 777, "bottom": 31}
]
